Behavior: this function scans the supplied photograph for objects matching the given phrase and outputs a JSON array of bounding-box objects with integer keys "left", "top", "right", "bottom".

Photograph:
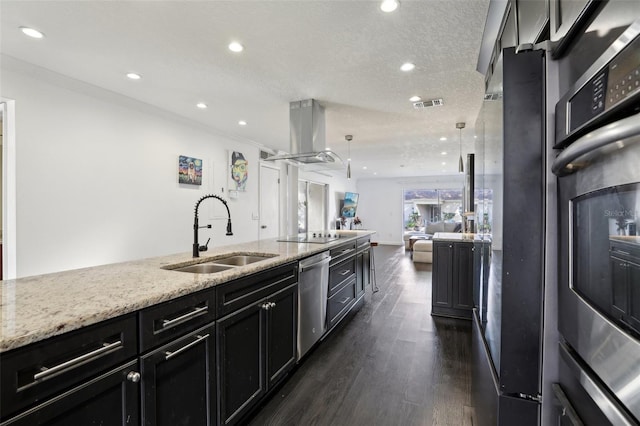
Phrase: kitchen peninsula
[{"left": 0, "top": 230, "right": 373, "bottom": 425}]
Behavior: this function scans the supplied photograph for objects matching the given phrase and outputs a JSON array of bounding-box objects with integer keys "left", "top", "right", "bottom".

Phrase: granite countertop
[
  {"left": 610, "top": 235, "right": 640, "bottom": 245},
  {"left": 432, "top": 232, "right": 482, "bottom": 243},
  {"left": 0, "top": 230, "right": 374, "bottom": 353}
]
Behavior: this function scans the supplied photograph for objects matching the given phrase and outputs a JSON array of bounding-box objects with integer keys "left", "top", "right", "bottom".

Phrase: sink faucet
[{"left": 193, "top": 194, "right": 233, "bottom": 257}]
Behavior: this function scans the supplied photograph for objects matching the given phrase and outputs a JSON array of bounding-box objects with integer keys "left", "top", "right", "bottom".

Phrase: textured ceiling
[{"left": 1, "top": 0, "right": 490, "bottom": 179}]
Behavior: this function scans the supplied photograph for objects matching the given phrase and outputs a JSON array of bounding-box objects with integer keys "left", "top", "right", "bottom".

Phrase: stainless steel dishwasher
[{"left": 297, "top": 251, "right": 331, "bottom": 359}]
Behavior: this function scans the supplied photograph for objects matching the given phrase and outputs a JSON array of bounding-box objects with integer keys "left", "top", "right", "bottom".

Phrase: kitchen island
[{"left": 0, "top": 230, "right": 374, "bottom": 426}]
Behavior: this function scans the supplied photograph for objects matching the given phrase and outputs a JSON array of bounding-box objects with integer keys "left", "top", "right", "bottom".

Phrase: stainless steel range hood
[{"left": 264, "top": 99, "right": 343, "bottom": 169}]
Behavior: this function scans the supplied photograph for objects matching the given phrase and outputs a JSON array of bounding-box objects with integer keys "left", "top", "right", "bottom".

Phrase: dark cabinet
[
  {"left": 140, "top": 323, "right": 215, "bottom": 426},
  {"left": 0, "top": 314, "right": 138, "bottom": 423},
  {"left": 216, "top": 283, "right": 298, "bottom": 425},
  {"left": 610, "top": 241, "right": 640, "bottom": 333},
  {"left": 0, "top": 360, "right": 139, "bottom": 425},
  {"left": 355, "top": 237, "right": 371, "bottom": 298},
  {"left": 432, "top": 240, "right": 474, "bottom": 319}
]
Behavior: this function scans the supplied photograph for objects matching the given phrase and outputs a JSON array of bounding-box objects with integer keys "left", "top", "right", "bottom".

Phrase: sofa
[{"left": 403, "top": 221, "right": 461, "bottom": 249}]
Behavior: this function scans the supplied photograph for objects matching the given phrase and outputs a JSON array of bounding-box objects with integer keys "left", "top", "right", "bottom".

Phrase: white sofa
[{"left": 403, "top": 221, "right": 460, "bottom": 249}]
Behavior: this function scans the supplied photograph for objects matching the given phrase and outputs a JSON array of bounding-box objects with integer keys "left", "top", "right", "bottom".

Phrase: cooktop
[{"left": 277, "top": 232, "right": 341, "bottom": 244}]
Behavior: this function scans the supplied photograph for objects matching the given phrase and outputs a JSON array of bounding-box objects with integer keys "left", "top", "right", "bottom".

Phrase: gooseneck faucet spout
[{"left": 193, "top": 194, "right": 233, "bottom": 258}]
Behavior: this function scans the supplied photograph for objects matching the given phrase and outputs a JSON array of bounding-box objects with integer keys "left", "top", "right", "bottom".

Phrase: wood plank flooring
[{"left": 247, "top": 245, "right": 473, "bottom": 426}]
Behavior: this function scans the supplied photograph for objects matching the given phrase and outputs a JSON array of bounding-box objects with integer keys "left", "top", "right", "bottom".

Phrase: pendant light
[
  {"left": 456, "top": 122, "right": 465, "bottom": 174},
  {"left": 345, "top": 134, "right": 353, "bottom": 179}
]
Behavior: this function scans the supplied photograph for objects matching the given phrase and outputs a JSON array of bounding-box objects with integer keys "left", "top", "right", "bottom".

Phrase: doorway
[
  {"left": 298, "top": 180, "right": 327, "bottom": 233},
  {"left": 259, "top": 163, "right": 280, "bottom": 240},
  {"left": 1, "top": 99, "right": 16, "bottom": 279}
]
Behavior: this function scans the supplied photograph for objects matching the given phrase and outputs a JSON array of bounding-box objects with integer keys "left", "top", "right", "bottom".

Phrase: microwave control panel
[{"left": 556, "top": 30, "right": 640, "bottom": 148}]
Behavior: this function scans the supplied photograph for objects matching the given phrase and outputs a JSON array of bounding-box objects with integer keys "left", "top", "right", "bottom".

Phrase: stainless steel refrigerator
[{"left": 471, "top": 46, "right": 546, "bottom": 425}]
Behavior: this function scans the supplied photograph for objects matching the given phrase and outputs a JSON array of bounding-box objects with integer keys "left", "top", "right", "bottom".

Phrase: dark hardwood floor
[{"left": 247, "top": 245, "right": 474, "bottom": 426}]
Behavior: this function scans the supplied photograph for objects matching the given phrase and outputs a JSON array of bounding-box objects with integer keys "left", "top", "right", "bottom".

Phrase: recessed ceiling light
[
  {"left": 440, "top": 137, "right": 447, "bottom": 141},
  {"left": 400, "top": 62, "right": 415, "bottom": 72},
  {"left": 196, "top": 103, "right": 207, "bottom": 109},
  {"left": 441, "top": 151, "right": 447, "bottom": 155},
  {"left": 325, "top": 147, "right": 331, "bottom": 151},
  {"left": 20, "top": 26, "right": 44, "bottom": 39},
  {"left": 228, "top": 42, "right": 244, "bottom": 53},
  {"left": 126, "top": 73, "right": 141, "bottom": 80},
  {"left": 374, "top": 172, "right": 378, "bottom": 175},
  {"left": 380, "top": 0, "right": 399, "bottom": 13},
  {"left": 409, "top": 96, "right": 421, "bottom": 102},
  {"left": 442, "top": 162, "right": 447, "bottom": 165},
  {"left": 363, "top": 166, "right": 368, "bottom": 170},
  {"left": 238, "top": 120, "right": 247, "bottom": 126}
]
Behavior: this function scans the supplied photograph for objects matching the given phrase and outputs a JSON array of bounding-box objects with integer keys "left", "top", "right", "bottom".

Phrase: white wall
[
  {"left": 298, "top": 169, "right": 355, "bottom": 230},
  {"left": 2, "top": 57, "right": 264, "bottom": 278},
  {"left": 356, "top": 175, "right": 465, "bottom": 245}
]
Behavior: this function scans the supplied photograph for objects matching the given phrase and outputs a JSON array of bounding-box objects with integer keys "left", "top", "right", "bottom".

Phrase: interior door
[{"left": 259, "top": 164, "right": 279, "bottom": 240}]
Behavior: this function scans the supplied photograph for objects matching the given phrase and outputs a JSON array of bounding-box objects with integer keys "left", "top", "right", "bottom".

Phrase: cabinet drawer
[
  {"left": 139, "top": 287, "right": 216, "bottom": 352},
  {"left": 356, "top": 237, "right": 370, "bottom": 253},
  {"left": 329, "top": 257, "right": 355, "bottom": 296},
  {"left": 327, "top": 277, "right": 356, "bottom": 329},
  {"left": 216, "top": 262, "right": 297, "bottom": 317},
  {"left": 0, "top": 314, "right": 137, "bottom": 421},
  {"left": 329, "top": 242, "right": 356, "bottom": 266},
  {"left": 0, "top": 360, "right": 139, "bottom": 426}
]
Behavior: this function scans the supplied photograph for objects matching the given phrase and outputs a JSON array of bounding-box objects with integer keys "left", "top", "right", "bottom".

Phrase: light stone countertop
[{"left": 0, "top": 231, "right": 374, "bottom": 353}]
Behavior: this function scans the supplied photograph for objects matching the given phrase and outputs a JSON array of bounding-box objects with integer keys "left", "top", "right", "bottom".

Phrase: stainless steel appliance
[
  {"left": 277, "top": 232, "right": 341, "bottom": 244},
  {"left": 297, "top": 251, "right": 331, "bottom": 359},
  {"left": 553, "top": 16, "right": 640, "bottom": 425}
]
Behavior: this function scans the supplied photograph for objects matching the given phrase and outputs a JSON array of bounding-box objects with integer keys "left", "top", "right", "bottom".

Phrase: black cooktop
[{"left": 277, "top": 232, "right": 341, "bottom": 244}]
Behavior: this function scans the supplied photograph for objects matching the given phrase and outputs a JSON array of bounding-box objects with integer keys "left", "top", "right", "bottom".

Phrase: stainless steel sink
[
  {"left": 164, "top": 253, "right": 277, "bottom": 274},
  {"left": 211, "top": 254, "right": 274, "bottom": 266},
  {"left": 170, "top": 263, "right": 234, "bottom": 274}
]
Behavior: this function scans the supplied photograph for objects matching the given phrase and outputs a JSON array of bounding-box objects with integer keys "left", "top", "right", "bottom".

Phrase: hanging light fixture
[
  {"left": 456, "top": 122, "right": 465, "bottom": 174},
  {"left": 345, "top": 135, "right": 353, "bottom": 179}
]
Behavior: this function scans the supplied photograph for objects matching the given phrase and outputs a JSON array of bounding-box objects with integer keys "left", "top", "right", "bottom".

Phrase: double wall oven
[{"left": 553, "top": 10, "right": 640, "bottom": 424}]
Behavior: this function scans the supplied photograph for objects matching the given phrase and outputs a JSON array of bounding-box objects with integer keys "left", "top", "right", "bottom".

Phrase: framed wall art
[{"left": 178, "top": 155, "right": 202, "bottom": 185}]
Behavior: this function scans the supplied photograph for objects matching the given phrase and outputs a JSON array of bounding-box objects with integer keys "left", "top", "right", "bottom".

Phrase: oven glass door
[{"left": 572, "top": 183, "right": 640, "bottom": 338}]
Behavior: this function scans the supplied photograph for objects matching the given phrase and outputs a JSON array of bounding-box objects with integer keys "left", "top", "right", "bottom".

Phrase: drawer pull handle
[
  {"left": 165, "top": 334, "right": 209, "bottom": 361},
  {"left": 127, "top": 371, "right": 141, "bottom": 383},
  {"left": 339, "top": 249, "right": 355, "bottom": 256},
  {"left": 162, "top": 305, "right": 208, "bottom": 329},
  {"left": 338, "top": 297, "right": 350, "bottom": 305},
  {"left": 339, "top": 269, "right": 351, "bottom": 276},
  {"left": 34, "top": 340, "right": 123, "bottom": 382}
]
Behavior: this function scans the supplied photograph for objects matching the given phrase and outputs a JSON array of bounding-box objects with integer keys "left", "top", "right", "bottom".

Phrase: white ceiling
[{"left": 1, "top": 0, "right": 490, "bottom": 179}]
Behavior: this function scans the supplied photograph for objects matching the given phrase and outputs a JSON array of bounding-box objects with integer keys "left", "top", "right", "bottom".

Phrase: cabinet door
[
  {"left": 217, "top": 303, "right": 265, "bottom": 425},
  {"left": 141, "top": 324, "right": 215, "bottom": 426},
  {"left": 453, "top": 243, "right": 474, "bottom": 311},
  {"left": 266, "top": 284, "right": 298, "bottom": 388},
  {"left": 626, "top": 261, "right": 640, "bottom": 331},
  {"left": 355, "top": 252, "right": 365, "bottom": 298},
  {"left": 611, "top": 256, "right": 628, "bottom": 318},
  {"left": 2, "top": 361, "right": 139, "bottom": 426},
  {"left": 433, "top": 242, "right": 453, "bottom": 308}
]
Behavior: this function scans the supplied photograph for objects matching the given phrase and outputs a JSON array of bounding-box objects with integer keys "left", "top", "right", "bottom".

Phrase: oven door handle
[
  {"left": 559, "top": 342, "right": 637, "bottom": 425},
  {"left": 552, "top": 112, "right": 640, "bottom": 177}
]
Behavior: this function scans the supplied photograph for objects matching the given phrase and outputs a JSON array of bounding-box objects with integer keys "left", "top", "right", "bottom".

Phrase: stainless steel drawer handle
[
  {"left": 162, "top": 305, "right": 208, "bottom": 329},
  {"left": 339, "top": 269, "right": 351, "bottom": 276},
  {"left": 34, "top": 340, "right": 123, "bottom": 382},
  {"left": 165, "top": 334, "right": 209, "bottom": 361},
  {"left": 338, "top": 297, "right": 350, "bottom": 304}
]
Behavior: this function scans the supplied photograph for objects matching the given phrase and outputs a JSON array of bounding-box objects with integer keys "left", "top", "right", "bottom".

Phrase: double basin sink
[{"left": 165, "top": 254, "right": 277, "bottom": 274}]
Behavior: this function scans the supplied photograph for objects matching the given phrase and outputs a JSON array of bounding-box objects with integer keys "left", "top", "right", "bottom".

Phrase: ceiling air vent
[
  {"left": 260, "top": 149, "right": 274, "bottom": 160},
  {"left": 484, "top": 93, "right": 502, "bottom": 101},
  {"left": 413, "top": 98, "right": 444, "bottom": 109}
]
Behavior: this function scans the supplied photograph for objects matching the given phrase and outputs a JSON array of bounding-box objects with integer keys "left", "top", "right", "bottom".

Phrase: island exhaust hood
[{"left": 264, "top": 99, "right": 343, "bottom": 169}]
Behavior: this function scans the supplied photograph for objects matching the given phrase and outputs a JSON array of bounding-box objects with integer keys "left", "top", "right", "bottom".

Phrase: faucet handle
[{"left": 199, "top": 238, "right": 211, "bottom": 252}]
